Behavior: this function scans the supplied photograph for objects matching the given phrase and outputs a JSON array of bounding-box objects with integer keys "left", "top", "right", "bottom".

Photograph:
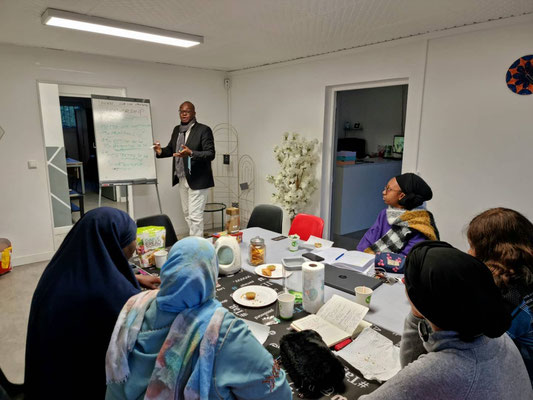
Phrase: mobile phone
[
  {"left": 302, "top": 253, "right": 325, "bottom": 262},
  {"left": 271, "top": 235, "right": 287, "bottom": 241}
]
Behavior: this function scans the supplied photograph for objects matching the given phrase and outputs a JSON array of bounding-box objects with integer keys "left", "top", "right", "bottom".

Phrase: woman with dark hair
[
  {"left": 467, "top": 207, "right": 533, "bottom": 382},
  {"left": 361, "top": 241, "right": 531, "bottom": 399},
  {"left": 25, "top": 207, "right": 160, "bottom": 399},
  {"left": 357, "top": 173, "right": 439, "bottom": 256},
  {"left": 105, "top": 237, "right": 290, "bottom": 399}
]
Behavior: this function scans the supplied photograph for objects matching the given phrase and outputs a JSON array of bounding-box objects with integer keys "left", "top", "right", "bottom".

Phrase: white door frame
[
  {"left": 320, "top": 78, "right": 410, "bottom": 239},
  {"left": 37, "top": 81, "right": 131, "bottom": 249}
]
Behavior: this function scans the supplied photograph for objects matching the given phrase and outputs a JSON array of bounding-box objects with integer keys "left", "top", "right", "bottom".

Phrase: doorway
[
  {"left": 59, "top": 97, "right": 127, "bottom": 223},
  {"left": 38, "top": 82, "right": 130, "bottom": 248},
  {"left": 327, "top": 83, "right": 408, "bottom": 249}
]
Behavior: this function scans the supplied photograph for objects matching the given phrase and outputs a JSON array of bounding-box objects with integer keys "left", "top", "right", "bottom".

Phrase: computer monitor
[{"left": 393, "top": 135, "right": 404, "bottom": 157}]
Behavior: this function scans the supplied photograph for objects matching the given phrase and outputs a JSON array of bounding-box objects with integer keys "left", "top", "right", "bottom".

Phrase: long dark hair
[{"left": 467, "top": 207, "right": 533, "bottom": 289}]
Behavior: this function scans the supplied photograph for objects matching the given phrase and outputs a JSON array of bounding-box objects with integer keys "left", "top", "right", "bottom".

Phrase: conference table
[
  {"left": 238, "top": 227, "right": 410, "bottom": 335},
  {"left": 140, "top": 227, "right": 410, "bottom": 399}
]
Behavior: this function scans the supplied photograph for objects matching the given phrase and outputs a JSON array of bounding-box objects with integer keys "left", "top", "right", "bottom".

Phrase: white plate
[
  {"left": 254, "top": 263, "right": 292, "bottom": 279},
  {"left": 303, "top": 235, "right": 334, "bottom": 250},
  {"left": 232, "top": 285, "right": 278, "bottom": 308}
]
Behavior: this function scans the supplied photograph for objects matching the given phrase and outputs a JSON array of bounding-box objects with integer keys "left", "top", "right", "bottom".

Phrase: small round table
[{"left": 204, "top": 202, "right": 226, "bottom": 231}]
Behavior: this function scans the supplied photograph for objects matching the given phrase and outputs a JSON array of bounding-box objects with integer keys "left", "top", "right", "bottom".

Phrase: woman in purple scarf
[{"left": 356, "top": 173, "right": 439, "bottom": 257}]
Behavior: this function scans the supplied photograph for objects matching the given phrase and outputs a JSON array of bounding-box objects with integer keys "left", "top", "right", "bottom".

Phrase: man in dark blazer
[{"left": 154, "top": 101, "right": 215, "bottom": 236}]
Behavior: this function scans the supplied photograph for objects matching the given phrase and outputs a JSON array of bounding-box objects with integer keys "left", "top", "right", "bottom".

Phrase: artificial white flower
[{"left": 267, "top": 132, "right": 320, "bottom": 219}]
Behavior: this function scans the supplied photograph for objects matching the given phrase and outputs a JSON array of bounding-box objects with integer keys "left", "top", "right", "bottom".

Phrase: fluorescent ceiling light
[{"left": 41, "top": 8, "right": 203, "bottom": 48}]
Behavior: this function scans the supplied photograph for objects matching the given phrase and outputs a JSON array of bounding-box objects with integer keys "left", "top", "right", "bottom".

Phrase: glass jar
[{"left": 249, "top": 236, "right": 266, "bottom": 266}]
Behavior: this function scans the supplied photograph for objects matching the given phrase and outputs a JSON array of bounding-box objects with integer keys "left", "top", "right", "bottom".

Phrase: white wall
[
  {"left": 0, "top": 44, "right": 227, "bottom": 265},
  {"left": 230, "top": 19, "right": 533, "bottom": 248},
  {"left": 230, "top": 40, "right": 427, "bottom": 233},
  {"left": 417, "top": 21, "right": 533, "bottom": 249}
]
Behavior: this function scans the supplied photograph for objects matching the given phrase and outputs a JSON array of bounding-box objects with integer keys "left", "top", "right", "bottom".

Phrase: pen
[
  {"left": 335, "top": 253, "right": 345, "bottom": 261},
  {"left": 137, "top": 267, "right": 153, "bottom": 276}
]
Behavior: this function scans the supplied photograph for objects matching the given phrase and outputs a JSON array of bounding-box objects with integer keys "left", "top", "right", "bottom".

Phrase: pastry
[
  {"left": 267, "top": 264, "right": 277, "bottom": 271},
  {"left": 245, "top": 291, "right": 256, "bottom": 300},
  {"left": 314, "top": 242, "right": 323, "bottom": 248},
  {"left": 262, "top": 268, "right": 272, "bottom": 276}
]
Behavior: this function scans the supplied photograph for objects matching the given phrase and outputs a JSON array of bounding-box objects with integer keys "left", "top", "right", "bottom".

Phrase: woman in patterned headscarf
[
  {"left": 106, "top": 236, "right": 290, "bottom": 400},
  {"left": 357, "top": 173, "right": 439, "bottom": 257}
]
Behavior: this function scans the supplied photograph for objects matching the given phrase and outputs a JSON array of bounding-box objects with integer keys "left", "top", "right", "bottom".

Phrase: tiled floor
[{"left": 0, "top": 261, "right": 47, "bottom": 384}]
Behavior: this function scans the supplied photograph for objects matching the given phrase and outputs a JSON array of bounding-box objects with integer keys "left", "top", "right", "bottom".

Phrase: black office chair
[
  {"left": 0, "top": 367, "right": 24, "bottom": 400},
  {"left": 247, "top": 204, "right": 283, "bottom": 233},
  {"left": 136, "top": 214, "right": 178, "bottom": 248}
]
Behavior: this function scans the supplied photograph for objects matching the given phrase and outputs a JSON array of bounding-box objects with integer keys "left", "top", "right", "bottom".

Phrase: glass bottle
[{"left": 249, "top": 236, "right": 266, "bottom": 266}]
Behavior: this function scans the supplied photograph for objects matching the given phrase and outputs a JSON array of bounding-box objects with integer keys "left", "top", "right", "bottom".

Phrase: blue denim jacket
[{"left": 507, "top": 295, "right": 533, "bottom": 383}]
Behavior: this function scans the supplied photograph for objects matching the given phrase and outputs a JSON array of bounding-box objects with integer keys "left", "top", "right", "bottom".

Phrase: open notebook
[{"left": 290, "top": 294, "right": 369, "bottom": 347}]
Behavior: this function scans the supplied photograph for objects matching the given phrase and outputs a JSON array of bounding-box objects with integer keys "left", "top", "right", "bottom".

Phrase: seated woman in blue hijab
[
  {"left": 25, "top": 207, "right": 160, "bottom": 400},
  {"left": 357, "top": 173, "right": 439, "bottom": 258},
  {"left": 105, "top": 237, "right": 291, "bottom": 400}
]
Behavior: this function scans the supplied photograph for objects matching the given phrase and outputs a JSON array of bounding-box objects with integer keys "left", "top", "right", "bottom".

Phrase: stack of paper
[
  {"left": 312, "top": 247, "right": 375, "bottom": 274},
  {"left": 337, "top": 150, "right": 356, "bottom": 165}
]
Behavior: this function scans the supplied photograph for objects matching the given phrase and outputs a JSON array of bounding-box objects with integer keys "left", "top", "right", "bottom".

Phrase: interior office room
[{"left": 1, "top": 0, "right": 533, "bottom": 396}]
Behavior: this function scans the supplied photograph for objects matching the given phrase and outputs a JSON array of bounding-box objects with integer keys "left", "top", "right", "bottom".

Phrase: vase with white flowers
[{"left": 266, "top": 132, "right": 319, "bottom": 221}]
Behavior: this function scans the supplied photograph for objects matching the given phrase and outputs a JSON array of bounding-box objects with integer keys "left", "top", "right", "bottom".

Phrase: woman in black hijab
[
  {"left": 361, "top": 241, "right": 532, "bottom": 400},
  {"left": 24, "top": 207, "right": 159, "bottom": 399},
  {"left": 357, "top": 173, "right": 439, "bottom": 257}
]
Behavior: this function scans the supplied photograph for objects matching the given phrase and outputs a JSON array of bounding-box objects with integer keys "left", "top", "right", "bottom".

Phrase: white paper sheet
[
  {"left": 311, "top": 247, "right": 346, "bottom": 264},
  {"left": 336, "top": 327, "right": 401, "bottom": 382},
  {"left": 317, "top": 294, "right": 368, "bottom": 334},
  {"left": 301, "top": 235, "right": 334, "bottom": 250},
  {"left": 241, "top": 318, "right": 271, "bottom": 344}
]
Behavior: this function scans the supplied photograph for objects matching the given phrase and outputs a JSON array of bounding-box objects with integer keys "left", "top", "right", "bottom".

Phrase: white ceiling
[{"left": 1, "top": 0, "right": 532, "bottom": 71}]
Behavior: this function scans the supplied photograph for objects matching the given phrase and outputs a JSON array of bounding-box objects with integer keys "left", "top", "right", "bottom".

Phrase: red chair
[{"left": 288, "top": 214, "right": 324, "bottom": 241}]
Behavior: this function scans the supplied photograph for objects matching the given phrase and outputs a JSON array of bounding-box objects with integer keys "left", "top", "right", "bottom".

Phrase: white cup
[
  {"left": 154, "top": 250, "right": 168, "bottom": 269},
  {"left": 354, "top": 286, "right": 373, "bottom": 307},
  {"left": 278, "top": 292, "right": 296, "bottom": 319},
  {"left": 288, "top": 234, "right": 300, "bottom": 252}
]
